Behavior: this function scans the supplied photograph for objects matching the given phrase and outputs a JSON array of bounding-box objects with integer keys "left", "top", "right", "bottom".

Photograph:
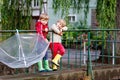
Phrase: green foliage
[
  {"left": 52, "top": 0, "right": 89, "bottom": 17},
  {"left": 90, "top": 31, "right": 105, "bottom": 49},
  {"left": 96, "top": 0, "right": 116, "bottom": 50},
  {"left": 96, "top": 0, "right": 116, "bottom": 29},
  {"left": 39, "top": 0, "right": 45, "bottom": 13},
  {"left": 62, "top": 21, "right": 107, "bottom": 49},
  {"left": 1, "top": 0, "right": 32, "bottom": 30},
  {"left": 52, "top": 0, "right": 90, "bottom": 47},
  {"left": 62, "top": 21, "right": 89, "bottom": 48}
]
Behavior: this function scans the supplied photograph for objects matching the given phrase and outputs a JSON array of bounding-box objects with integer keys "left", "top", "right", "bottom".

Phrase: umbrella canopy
[{"left": 0, "top": 32, "right": 49, "bottom": 68}]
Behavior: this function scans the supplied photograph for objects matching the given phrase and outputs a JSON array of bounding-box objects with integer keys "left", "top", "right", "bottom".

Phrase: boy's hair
[
  {"left": 57, "top": 19, "right": 66, "bottom": 27},
  {"left": 39, "top": 13, "right": 49, "bottom": 20}
]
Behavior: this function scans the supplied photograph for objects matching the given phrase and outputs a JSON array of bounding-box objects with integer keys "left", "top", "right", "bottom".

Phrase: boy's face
[
  {"left": 57, "top": 22, "right": 63, "bottom": 29},
  {"left": 40, "top": 19, "right": 48, "bottom": 25}
]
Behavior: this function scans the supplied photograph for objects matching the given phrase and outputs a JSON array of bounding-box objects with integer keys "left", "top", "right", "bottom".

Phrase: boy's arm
[
  {"left": 35, "top": 22, "right": 45, "bottom": 38},
  {"left": 44, "top": 39, "right": 49, "bottom": 43},
  {"left": 44, "top": 24, "right": 49, "bottom": 32},
  {"left": 62, "top": 26, "right": 68, "bottom": 31},
  {"left": 51, "top": 24, "right": 62, "bottom": 36}
]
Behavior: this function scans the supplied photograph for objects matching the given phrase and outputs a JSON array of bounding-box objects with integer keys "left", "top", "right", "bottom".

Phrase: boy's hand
[
  {"left": 45, "top": 39, "right": 49, "bottom": 43},
  {"left": 45, "top": 28, "right": 48, "bottom": 32},
  {"left": 59, "top": 32, "right": 63, "bottom": 36},
  {"left": 62, "top": 26, "right": 68, "bottom": 31}
]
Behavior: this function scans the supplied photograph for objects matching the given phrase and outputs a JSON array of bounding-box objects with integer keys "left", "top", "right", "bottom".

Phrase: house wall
[
  {"left": 47, "top": 0, "right": 97, "bottom": 28},
  {"left": 31, "top": 0, "right": 97, "bottom": 29},
  {"left": 47, "top": 0, "right": 62, "bottom": 27},
  {"left": 88, "top": 0, "right": 97, "bottom": 27}
]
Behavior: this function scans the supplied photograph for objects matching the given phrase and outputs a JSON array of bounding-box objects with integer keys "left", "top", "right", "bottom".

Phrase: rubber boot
[
  {"left": 37, "top": 60, "right": 45, "bottom": 72},
  {"left": 43, "top": 60, "right": 52, "bottom": 72},
  {"left": 52, "top": 54, "right": 62, "bottom": 66},
  {"left": 52, "top": 64, "right": 58, "bottom": 71}
]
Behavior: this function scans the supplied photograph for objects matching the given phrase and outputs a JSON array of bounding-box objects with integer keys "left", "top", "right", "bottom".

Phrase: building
[
  {"left": 32, "top": 0, "right": 97, "bottom": 29},
  {"left": 0, "top": 0, "right": 97, "bottom": 30}
]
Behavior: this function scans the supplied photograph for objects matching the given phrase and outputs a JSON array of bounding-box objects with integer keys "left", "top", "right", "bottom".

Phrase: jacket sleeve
[
  {"left": 35, "top": 22, "right": 44, "bottom": 39},
  {"left": 51, "top": 24, "right": 61, "bottom": 34}
]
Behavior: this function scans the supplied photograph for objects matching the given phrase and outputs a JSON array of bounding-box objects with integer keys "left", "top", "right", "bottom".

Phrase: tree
[
  {"left": 116, "top": 0, "right": 120, "bottom": 55},
  {"left": 0, "top": 0, "right": 3, "bottom": 22},
  {"left": 52, "top": 0, "right": 89, "bottom": 22},
  {"left": 1, "top": 0, "right": 32, "bottom": 30},
  {"left": 96, "top": 0, "right": 116, "bottom": 29}
]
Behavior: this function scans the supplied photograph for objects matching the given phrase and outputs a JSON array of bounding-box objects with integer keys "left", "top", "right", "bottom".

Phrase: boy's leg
[
  {"left": 52, "top": 64, "right": 58, "bottom": 71},
  {"left": 37, "top": 60, "right": 45, "bottom": 72},
  {"left": 52, "top": 54, "right": 62, "bottom": 66},
  {"left": 52, "top": 43, "right": 65, "bottom": 66},
  {"left": 43, "top": 52, "right": 52, "bottom": 71},
  {"left": 52, "top": 52, "right": 58, "bottom": 71},
  {"left": 51, "top": 52, "right": 58, "bottom": 71},
  {"left": 50, "top": 43, "right": 58, "bottom": 70}
]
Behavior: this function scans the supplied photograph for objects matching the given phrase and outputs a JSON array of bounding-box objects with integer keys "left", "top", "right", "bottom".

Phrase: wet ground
[{"left": 1, "top": 49, "right": 120, "bottom": 80}]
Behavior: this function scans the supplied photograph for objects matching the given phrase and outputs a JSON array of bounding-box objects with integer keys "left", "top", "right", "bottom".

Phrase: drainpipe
[{"left": 42, "top": 0, "right": 48, "bottom": 13}]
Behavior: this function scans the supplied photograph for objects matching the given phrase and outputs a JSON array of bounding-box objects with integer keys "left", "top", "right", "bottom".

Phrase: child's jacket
[
  {"left": 35, "top": 20, "right": 48, "bottom": 39},
  {"left": 49, "top": 24, "right": 62, "bottom": 43}
]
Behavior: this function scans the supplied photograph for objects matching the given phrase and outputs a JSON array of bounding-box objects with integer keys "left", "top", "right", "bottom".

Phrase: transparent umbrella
[{"left": 0, "top": 30, "right": 49, "bottom": 68}]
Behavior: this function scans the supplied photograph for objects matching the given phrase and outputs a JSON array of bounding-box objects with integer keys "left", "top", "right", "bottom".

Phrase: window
[
  {"left": 32, "top": 0, "right": 39, "bottom": 8},
  {"left": 68, "top": 14, "right": 77, "bottom": 22}
]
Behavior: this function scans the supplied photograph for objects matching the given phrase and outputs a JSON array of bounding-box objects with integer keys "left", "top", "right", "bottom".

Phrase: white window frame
[
  {"left": 32, "top": 0, "right": 40, "bottom": 9},
  {"left": 68, "top": 14, "right": 77, "bottom": 22}
]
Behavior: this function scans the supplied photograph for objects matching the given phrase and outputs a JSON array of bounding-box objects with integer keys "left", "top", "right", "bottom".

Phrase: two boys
[{"left": 35, "top": 13, "right": 67, "bottom": 71}]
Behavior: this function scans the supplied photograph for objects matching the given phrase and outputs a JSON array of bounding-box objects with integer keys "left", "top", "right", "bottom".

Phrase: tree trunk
[{"left": 116, "top": 0, "right": 120, "bottom": 55}]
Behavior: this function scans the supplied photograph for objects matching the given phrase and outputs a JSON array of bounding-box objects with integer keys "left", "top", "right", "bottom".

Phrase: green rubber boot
[
  {"left": 37, "top": 60, "right": 45, "bottom": 72},
  {"left": 43, "top": 60, "right": 52, "bottom": 72}
]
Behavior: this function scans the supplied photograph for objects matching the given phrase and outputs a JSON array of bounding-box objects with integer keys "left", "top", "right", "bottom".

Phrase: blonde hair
[
  {"left": 39, "top": 13, "right": 49, "bottom": 20},
  {"left": 57, "top": 19, "right": 66, "bottom": 27}
]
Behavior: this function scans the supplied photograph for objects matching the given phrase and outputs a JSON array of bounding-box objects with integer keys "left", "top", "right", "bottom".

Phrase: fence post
[
  {"left": 83, "top": 41, "right": 86, "bottom": 65},
  {"left": 112, "top": 42, "right": 115, "bottom": 65},
  {"left": 87, "top": 32, "right": 94, "bottom": 80},
  {"left": 82, "top": 33, "right": 87, "bottom": 65}
]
